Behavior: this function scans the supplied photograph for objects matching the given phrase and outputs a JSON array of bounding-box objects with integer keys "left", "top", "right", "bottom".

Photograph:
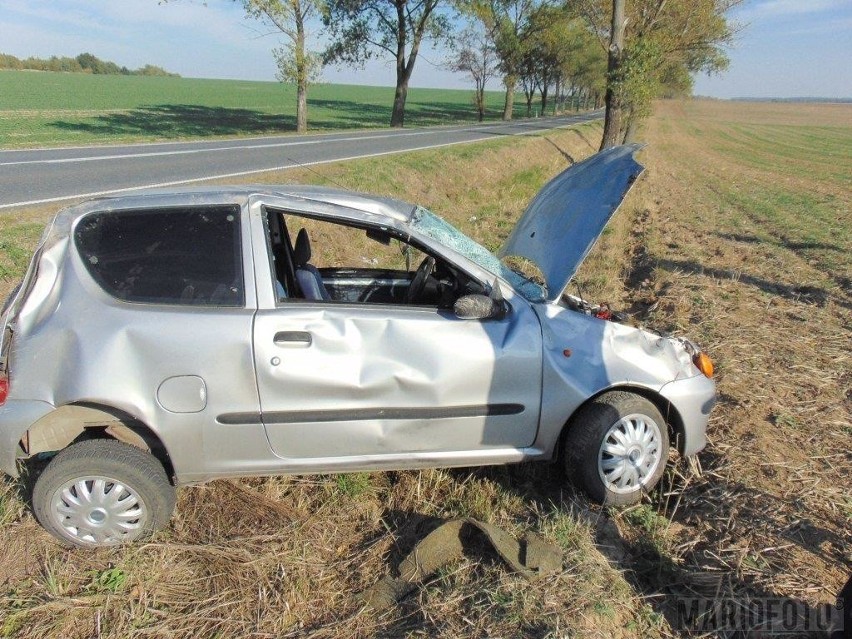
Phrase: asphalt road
[{"left": 0, "top": 110, "right": 603, "bottom": 210}]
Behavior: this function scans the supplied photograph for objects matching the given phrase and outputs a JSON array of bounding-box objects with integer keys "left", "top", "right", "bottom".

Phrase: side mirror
[
  {"left": 454, "top": 282, "right": 508, "bottom": 320},
  {"left": 454, "top": 294, "right": 501, "bottom": 319}
]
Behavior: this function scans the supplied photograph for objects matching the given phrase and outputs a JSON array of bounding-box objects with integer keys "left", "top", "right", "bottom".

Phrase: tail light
[{"left": 0, "top": 373, "right": 8, "bottom": 405}]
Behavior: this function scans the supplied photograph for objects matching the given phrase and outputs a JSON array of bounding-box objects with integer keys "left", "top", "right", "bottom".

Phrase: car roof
[{"left": 70, "top": 185, "right": 418, "bottom": 224}]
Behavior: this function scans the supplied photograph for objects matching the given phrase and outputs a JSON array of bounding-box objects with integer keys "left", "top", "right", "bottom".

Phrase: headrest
[{"left": 294, "top": 228, "right": 311, "bottom": 266}]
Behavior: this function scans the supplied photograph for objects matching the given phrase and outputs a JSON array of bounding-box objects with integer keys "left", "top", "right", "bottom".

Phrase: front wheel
[
  {"left": 563, "top": 391, "right": 670, "bottom": 505},
  {"left": 32, "top": 439, "right": 176, "bottom": 547}
]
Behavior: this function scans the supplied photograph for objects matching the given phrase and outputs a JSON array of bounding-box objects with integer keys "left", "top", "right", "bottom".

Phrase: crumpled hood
[{"left": 498, "top": 144, "right": 644, "bottom": 303}]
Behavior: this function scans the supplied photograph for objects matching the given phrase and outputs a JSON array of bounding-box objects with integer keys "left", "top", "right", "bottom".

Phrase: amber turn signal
[{"left": 693, "top": 352, "right": 714, "bottom": 378}]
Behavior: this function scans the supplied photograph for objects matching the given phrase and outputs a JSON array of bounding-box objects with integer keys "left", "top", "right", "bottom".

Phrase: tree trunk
[
  {"left": 391, "top": 14, "right": 409, "bottom": 128},
  {"left": 296, "top": 76, "right": 307, "bottom": 133},
  {"left": 502, "top": 74, "right": 516, "bottom": 120},
  {"left": 389, "top": 0, "right": 432, "bottom": 129},
  {"left": 391, "top": 80, "right": 408, "bottom": 127},
  {"left": 540, "top": 84, "right": 549, "bottom": 116},
  {"left": 295, "top": 7, "right": 308, "bottom": 133},
  {"left": 553, "top": 78, "right": 561, "bottom": 115},
  {"left": 622, "top": 108, "right": 639, "bottom": 143},
  {"left": 600, "top": 0, "right": 626, "bottom": 150}
]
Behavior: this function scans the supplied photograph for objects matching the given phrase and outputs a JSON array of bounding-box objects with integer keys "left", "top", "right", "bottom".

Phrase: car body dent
[
  {"left": 1, "top": 196, "right": 262, "bottom": 480},
  {"left": 251, "top": 294, "right": 543, "bottom": 459},
  {"left": 530, "top": 302, "right": 706, "bottom": 457},
  {"left": 247, "top": 194, "right": 545, "bottom": 458},
  {"left": 0, "top": 152, "right": 713, "bottom": 484}
]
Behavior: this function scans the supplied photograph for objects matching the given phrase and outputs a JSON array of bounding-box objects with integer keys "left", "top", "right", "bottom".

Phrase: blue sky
[
  {"left": 1, "top": 0, "right": 850, "bottom": 98},
  {"left": 694, "top": 0, "right": 852, "bottom": 98}
]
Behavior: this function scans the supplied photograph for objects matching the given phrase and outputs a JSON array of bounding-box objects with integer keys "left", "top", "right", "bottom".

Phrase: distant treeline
[
  {"left": 733, "top": 97, "right": 852, "bottom": 104},
  {"left": 0, "top": 52, "right": 179, "bottom": 77}
]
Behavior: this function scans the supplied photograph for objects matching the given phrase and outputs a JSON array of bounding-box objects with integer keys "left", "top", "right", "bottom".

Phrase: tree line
[
  {"left": 0, "top": 52, "right": 179, "bottom": 77},
  {"left": 235, "top": 0, "right": 738, "bottom": 144}
]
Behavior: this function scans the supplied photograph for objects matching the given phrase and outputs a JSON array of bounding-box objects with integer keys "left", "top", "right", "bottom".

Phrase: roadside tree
[
  {"left": 459, "top": 0, "right": 537, "bottom": 120},
  {"left": 243, "top": 0, "right": 322, "bottom": 133},
  {"left": 579, "top": 0, "right": 740, "bottom": 149},
  {"left": 518, "top": 5, "right": 593, "bottom": 117},
  {"left": 322, "top": 0, "right": 451, "bottom": 127},
  {"left": 448, "top": 24, "right": 499, "bottom": 121}
]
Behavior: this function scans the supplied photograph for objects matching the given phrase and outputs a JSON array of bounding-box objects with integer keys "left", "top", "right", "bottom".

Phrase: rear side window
[{"left": 74, "top": 206, "right": 244, "bottom": 306}]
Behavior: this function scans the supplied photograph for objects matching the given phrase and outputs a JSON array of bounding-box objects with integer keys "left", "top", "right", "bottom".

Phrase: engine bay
[{"left": 561, "top": 293, "right": 630, "bottom": 324}]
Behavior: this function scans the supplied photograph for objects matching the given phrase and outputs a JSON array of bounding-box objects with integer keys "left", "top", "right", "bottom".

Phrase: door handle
[{"left": 274, "top": 331, "right": 312, "bottom": 346}]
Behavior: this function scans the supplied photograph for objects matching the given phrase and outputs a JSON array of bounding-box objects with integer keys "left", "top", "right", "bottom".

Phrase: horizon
[
  {"left": 0, "top": 0, "right": 850, "bottom": 100},
  {"left": 3, "top": 63, "right": 851, "bottom": 103}
]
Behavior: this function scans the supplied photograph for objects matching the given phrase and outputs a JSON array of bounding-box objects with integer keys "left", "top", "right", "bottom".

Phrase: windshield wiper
[{"left": 506, "top": 266, "right": 547, "bottom": 299}]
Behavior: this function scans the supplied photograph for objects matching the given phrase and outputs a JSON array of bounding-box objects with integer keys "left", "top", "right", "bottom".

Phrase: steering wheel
[{"left": 406, "top": 256, "right": 435, "bottom": 303}]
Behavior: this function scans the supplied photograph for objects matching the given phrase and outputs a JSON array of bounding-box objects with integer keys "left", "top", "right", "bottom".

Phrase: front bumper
[
  {"left": 659, "top": 374, "right": 716, "bottom": 456},
  {"left": 0, "top": 399, "right": 55, "bottom": 477}
]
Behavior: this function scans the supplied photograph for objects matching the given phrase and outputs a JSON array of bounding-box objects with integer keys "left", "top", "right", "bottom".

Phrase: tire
[
  {"left": 32, "top": 439, "right": 176, "bottom": 548},
  {"left": 563, "top": 391, "right": 670, "bottom": 506}
]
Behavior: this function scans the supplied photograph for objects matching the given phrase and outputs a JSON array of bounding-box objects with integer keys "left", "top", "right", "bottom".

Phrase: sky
[{"left": 0, "top": 0, "right": 850, "bottom": 99}]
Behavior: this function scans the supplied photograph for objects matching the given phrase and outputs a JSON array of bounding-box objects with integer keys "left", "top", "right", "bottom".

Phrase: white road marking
[
  {"left": 0, "top": 115, "right": 598, "bottom": 167},
  {"left": 0, "top": 115, "right": 599, "bottom": 210},
  {"left": 0, "top": 128, "right": 459, "bottom": 167}
]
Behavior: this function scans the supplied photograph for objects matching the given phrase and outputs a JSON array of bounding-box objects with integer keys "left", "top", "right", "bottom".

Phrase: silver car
[{"left": 0, "top": 145, "right": 715, "bottom": 547}]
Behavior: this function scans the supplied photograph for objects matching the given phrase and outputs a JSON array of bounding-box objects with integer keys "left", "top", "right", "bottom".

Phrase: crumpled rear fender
[{"left": 0, "top": 399, "right": 55, "bottom": 477}]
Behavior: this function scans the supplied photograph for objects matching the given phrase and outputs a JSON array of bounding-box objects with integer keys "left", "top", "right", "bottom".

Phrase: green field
[{"left": 0, "top": 70, "right": 548, "bottom": 148}]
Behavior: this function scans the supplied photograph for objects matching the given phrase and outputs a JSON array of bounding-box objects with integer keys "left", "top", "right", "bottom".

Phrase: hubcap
[
  {"left": 598, "top": 413, "right": 663, "bottom": 494},
  {"left": 49, "top": 476, "right": 147, "bottom": 546}
]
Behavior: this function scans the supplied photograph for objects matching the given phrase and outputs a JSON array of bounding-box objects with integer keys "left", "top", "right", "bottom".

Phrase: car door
[
  {"left": 247, "top": 205, "right": 543, "bottom": 461},
  {"left": 252, "top": 302, "right": 542, "bottom": 459}
]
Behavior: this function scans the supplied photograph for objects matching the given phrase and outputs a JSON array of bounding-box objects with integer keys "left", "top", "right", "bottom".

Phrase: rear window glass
[{"left": 74, "top": 206, "right": 244, "bottom": 306}]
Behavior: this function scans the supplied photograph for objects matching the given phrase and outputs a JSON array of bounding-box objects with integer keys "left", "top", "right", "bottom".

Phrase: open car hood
[{"left": 498, "top": 144, "right": 644, "bottom": 303}]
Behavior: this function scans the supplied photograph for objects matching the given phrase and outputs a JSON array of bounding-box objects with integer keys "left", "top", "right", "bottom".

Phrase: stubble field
[{"left": 0, "top": 99, "right": 849, "bottom": 638}]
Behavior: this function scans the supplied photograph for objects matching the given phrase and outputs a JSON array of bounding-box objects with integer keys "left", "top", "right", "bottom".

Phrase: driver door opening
[{"left": 262, "top": 208, "right": 488, "bottom": 308}]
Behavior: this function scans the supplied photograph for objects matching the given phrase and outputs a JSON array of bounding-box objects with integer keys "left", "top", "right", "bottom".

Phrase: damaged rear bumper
[
  {"left": 0, "top": 399, "right": 55, "bottom": 478},
  {"left": 659, "top": 374, "right": 716, "bottom": 456}
]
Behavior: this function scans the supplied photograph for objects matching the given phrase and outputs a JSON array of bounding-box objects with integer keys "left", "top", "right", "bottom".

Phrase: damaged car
[{"left": 0, "top": 144, "right": 715, "bottom": 547}]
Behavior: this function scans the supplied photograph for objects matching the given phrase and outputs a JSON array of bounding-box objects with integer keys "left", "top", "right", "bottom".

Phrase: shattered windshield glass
[{"left": 411, "top": 207, "right": 546, "bottom": 302}]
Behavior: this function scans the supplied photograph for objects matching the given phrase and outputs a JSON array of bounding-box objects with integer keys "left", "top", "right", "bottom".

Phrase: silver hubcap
[
  {"left": 598, "top": 413, "right": 663, "bottom": 494},
  {"left": 50, "top": 476, "right": 147, "bottom": 545}
]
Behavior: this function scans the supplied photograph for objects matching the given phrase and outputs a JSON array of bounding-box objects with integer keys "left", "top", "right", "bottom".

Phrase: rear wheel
[
  {"left": 563, "top": 391, "right": 669, "bottom": 505},
  {"left": 32, "top": 439, "right": 176, "bottom": 547}
]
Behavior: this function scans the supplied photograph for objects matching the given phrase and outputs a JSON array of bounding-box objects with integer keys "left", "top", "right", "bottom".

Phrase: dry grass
[
  {"left": 595, "top": 99, "right": 850, "bottom": 630},
  {"left": 1, "top": 101, "right": 850, "bottom": 638}
]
